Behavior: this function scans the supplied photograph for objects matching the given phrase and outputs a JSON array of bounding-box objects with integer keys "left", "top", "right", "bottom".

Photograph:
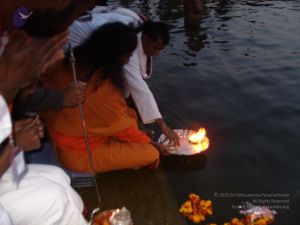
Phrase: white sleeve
[
  {"left": 0, "top": 165, "right": 87, "bottom": 225},
  {"left": 0, "top": 95, "right": 12, "bottom": 143},
  {"left": 0, "top": 204, "right": 12, "bottom": 225},
  {"left": 124, "top": 59, "right": 162, "bottom": 124}
]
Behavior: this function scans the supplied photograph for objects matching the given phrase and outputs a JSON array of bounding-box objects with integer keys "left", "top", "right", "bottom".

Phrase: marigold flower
[
  {"left": 188, "top": 214, "right": 205, "bottom": 223},
  {"left": 206, "top": 209, "right": 213, "bottom": 215},
  {"left": 262, "top": 216, "right": 271, "bottom": 222},
  {"left": 189, "top": 193, "right": 200, "bottom": 200},
  {"left": 230, "top": 218, "right": 245, "bottom": 225},
  {"left": 254, "top": 218, "right": 267, "bottom": 225},
  {"left": 205, "top": 200, "right": 212, "bottom": 207},
  {"left": 179, "top": 201, "right": 193, "bottom": 214},
  {"left": 179, "top": 193, "right": 213, "bottom": 224},
  {"left": 231, "top": 218, "right": 240, "bottom": 223}
]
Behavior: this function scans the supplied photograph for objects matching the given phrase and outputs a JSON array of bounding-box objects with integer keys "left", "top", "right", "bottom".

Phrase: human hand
[
  {"left": 155, "top": 118, "right": 180, "bottom": 147},
  {"left": 63, "top": 81, "right": 86, "bottom": 107},
  {"left": 0, "top": 30, "right": 68, "bottom": 102},
  {"left": 14, "top": 116, "right": 44, "bottom": 151},
  {"left": 161, "top": 124, "right": 180, "bottom": 147}
]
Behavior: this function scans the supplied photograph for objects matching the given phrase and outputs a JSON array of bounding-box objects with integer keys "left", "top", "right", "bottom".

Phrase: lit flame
[{"left": 188, "top": 128, "right": 210, "bottom": 153}]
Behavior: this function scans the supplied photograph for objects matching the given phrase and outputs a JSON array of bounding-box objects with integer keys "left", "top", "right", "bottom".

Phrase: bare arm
[{"left": 16, "top": 81, "right": 86, "bottom": 113}]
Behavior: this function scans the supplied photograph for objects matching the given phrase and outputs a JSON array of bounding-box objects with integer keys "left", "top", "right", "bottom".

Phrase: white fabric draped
[
  {"left": 0, "top": 31, "right": 87, "bottom": 225},
  {"left": 0, "top": 165, "right": 87, "bottom": 225}
]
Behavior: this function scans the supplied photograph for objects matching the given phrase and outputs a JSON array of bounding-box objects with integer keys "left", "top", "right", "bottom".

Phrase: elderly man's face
[{"left": 141, "top": 34, "right": 166, "bottom": 56}]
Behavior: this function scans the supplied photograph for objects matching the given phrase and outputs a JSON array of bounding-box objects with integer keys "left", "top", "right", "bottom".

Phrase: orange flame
[{"left": 188, "top": 128, "right": 210, "bottom": 153}]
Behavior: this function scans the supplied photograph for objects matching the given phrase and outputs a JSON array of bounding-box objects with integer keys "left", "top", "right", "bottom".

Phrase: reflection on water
[
  {"left": 183, "top": 0, "right": 206, "bottom": 54},
  {"left": 114, "top": 0, "right": 300, "bottom": 224}
]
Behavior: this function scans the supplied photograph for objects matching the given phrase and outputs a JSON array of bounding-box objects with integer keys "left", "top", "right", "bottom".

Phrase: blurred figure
[
  {"left": 183, "top": 0, "right": 206, "bottom": 52},
  {"left": 0, "top": 1, "right": 96, "bottom": 224},
  {"left": 0, "top": 0, "right": 78, "bottom": 102},
  {"left": 184, "top": 0, "right": 204, "bottom": 20},
  {"left": 10, "top": 2, "right": 130, "bottom": 115},
  {"left": 0, "top": 1, "right": 76, "bottom": 31},
  {"left": 0, "top": 31, "right": 68, "bottom": 103}
]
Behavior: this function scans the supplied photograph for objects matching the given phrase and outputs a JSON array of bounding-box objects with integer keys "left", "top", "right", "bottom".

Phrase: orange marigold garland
[{"left": 179, "top": 193, "right": 213, "bottom": 223}]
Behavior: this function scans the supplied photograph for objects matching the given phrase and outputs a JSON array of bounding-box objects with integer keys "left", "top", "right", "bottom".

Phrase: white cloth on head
[
  {"left": 123, "top": 33, "right": 161, "bottom": 124},
  {"left": 68, "top": 6, "right": 143, "bottom": 48},
  {"left": 0, "top": 164, "right": 87, "bottom": 225}
]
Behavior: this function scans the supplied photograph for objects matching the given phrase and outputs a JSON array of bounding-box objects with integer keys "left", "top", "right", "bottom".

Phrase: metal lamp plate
[{"left": 158, "top": 129, "right": 202, "bottom": 155}]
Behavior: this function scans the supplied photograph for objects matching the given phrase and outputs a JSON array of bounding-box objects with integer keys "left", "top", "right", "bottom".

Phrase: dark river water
[{"left": 114, "top": 0, "right": 300, "bottom": 224}]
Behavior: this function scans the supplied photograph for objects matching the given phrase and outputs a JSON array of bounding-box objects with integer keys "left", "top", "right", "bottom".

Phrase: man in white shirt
[{"left": 123, "top": 21, "right": 179, "bottom": 146}]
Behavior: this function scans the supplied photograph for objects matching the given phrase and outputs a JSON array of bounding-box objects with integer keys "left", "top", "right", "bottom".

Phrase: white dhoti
[
  {"left": 0, "top": 203, "right": 12, "bottom": 225},
  {"left": 0, "top": 164, "right": 87, "bottom": 225}
]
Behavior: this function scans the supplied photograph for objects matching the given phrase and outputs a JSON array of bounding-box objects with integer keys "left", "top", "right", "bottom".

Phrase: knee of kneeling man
[
  {"left": 44, "top": 165, "right": 71, "bottom": 184},
  {"left": 41, "top": 184, "right": 69, "bottom": 209},
  {"left": 147, "top": 146, "right": 160, "bottom": 163},
  {"left": 30, "top": 185, "right": 71, "bottom": 223}
]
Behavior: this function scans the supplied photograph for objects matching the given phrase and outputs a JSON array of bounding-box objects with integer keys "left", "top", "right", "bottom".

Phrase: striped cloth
[{"left": 25, "top": 140, "right": 94, "bottom": 188}]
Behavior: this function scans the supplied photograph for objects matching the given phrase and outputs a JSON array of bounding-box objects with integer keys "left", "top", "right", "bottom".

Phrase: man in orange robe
[{"left": 42, "top": 62, "right": 160, "bottom": 173}]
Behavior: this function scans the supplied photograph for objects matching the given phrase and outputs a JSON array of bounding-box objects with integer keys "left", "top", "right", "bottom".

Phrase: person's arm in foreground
[
  {"left": 16, "top": 81, "right": 86, "bottom": 112},
  {"left": 0, "top": 30, "right": 68, "bottom": 103}
]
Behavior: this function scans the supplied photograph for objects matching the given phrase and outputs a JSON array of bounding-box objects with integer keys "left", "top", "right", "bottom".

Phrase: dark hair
[
  {"left": 140, "top": 21, "right": 170, "bottom": 45},
  {"left": 71, "top": 22, "right": 137, "bottom": 91}
]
